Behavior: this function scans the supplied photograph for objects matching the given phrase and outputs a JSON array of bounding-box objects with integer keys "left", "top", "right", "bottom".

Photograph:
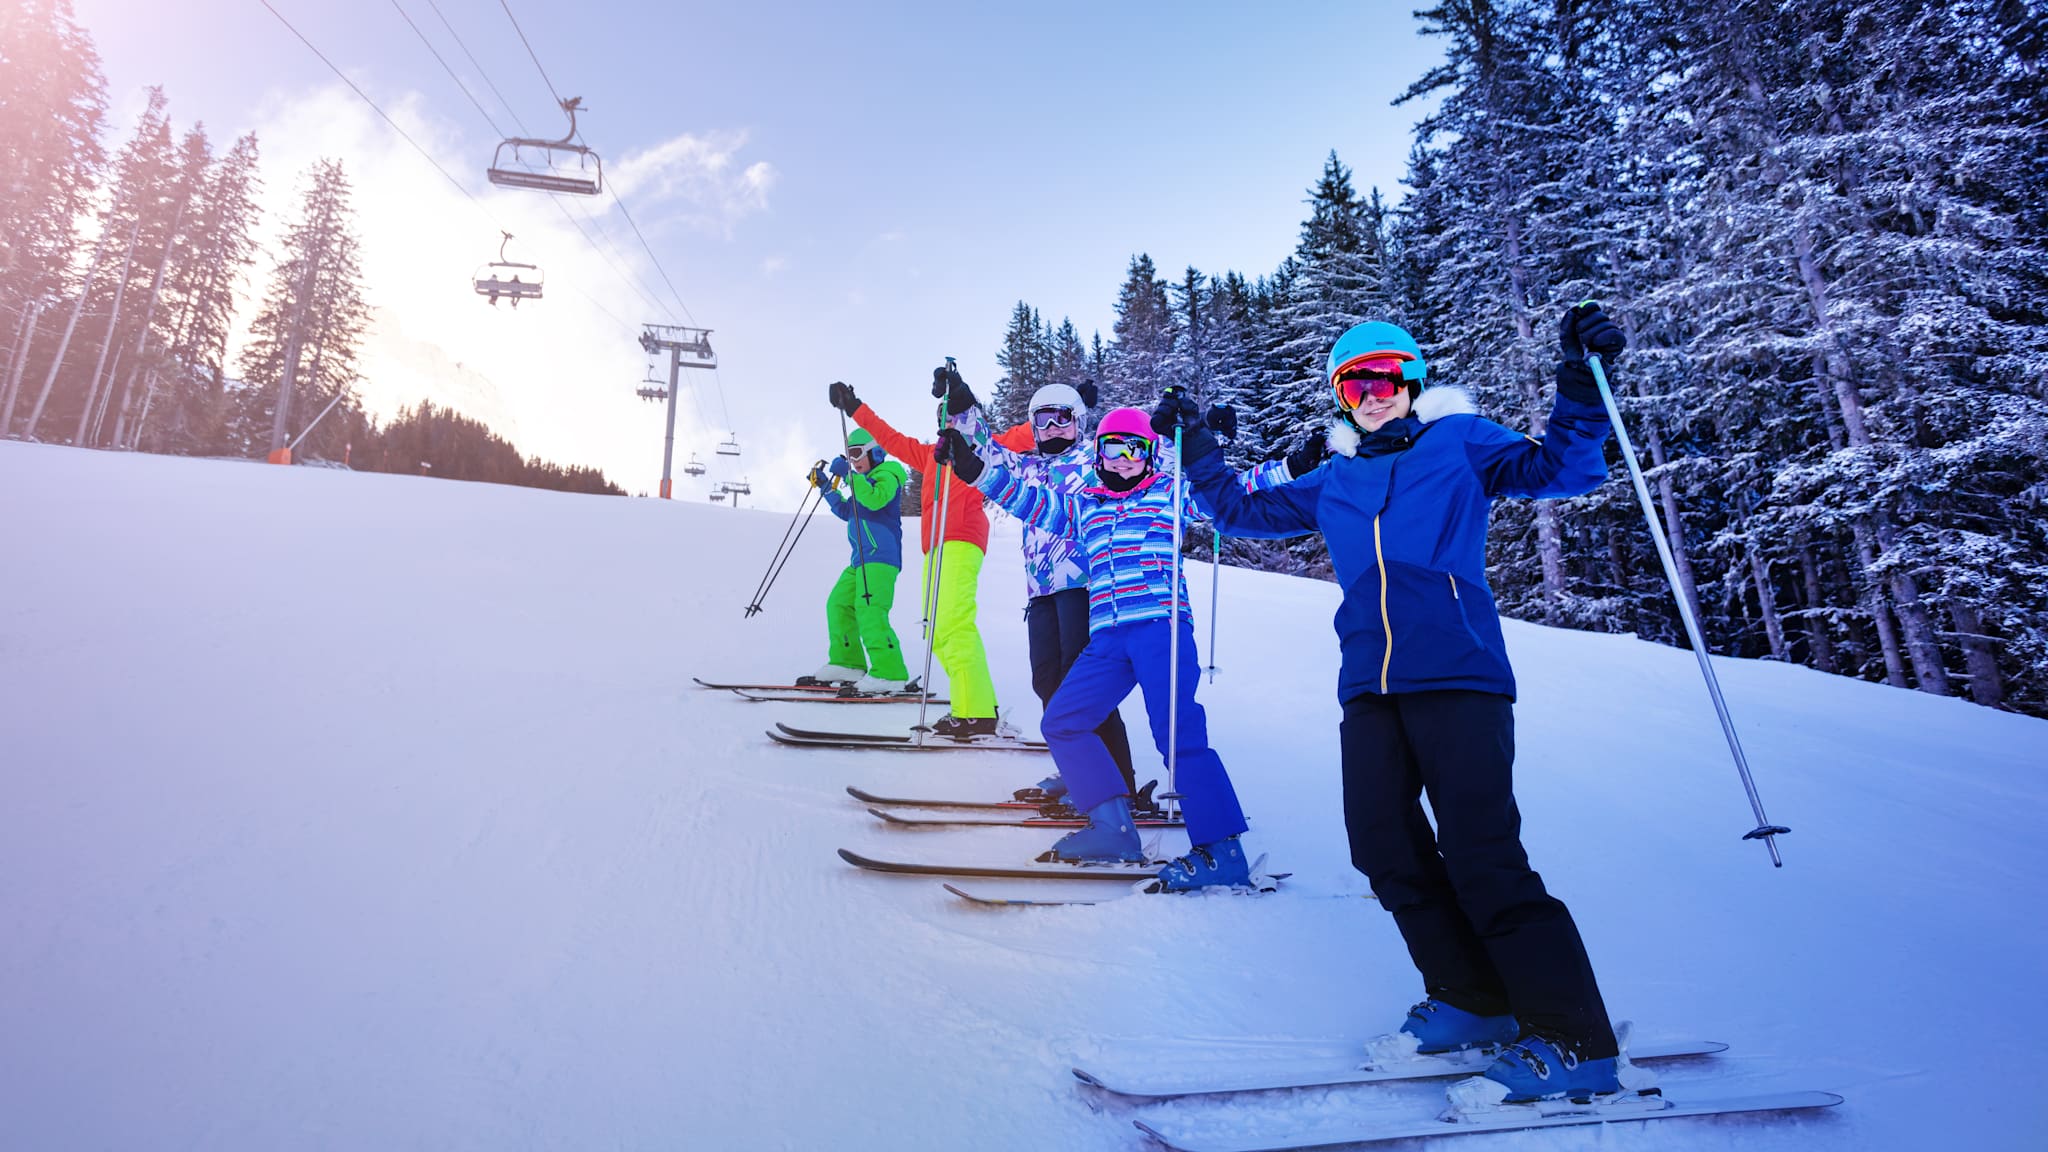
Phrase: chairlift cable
[
  {"left": 497, "top": 0, "right": 567, "bottom": 112},
  {"left": 424, "top": 0, "right": 530, "bottom": 135},
  {"left": 388, "top": 0, "right": 505, "bottom": 139}
]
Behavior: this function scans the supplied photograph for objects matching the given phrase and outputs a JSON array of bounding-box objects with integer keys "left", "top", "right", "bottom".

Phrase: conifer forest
[{"left": 987, "top": 1, "right": 2047, "bottom": 715}]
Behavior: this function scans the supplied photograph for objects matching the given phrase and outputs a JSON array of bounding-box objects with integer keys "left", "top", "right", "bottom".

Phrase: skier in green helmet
[{"left": 801, "top": 428, "right": 913, "bottom": 693}]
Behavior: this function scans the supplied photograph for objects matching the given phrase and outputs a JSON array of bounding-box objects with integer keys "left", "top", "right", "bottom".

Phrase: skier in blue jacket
[{"left": 1179, "top": 306, "right": 1629, "bottom": 1103}]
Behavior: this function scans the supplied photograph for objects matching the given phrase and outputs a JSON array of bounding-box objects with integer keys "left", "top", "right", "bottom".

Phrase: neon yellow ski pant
[
  {"left": 921, "top": 540, "right": 997, "bottom": 718},
  {"left": 826, "top": 562, "right": 908, "bottom": 680}
]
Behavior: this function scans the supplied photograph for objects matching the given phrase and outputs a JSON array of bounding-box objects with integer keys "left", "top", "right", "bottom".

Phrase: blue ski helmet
[{"left": 1327, "top": 321, "right": 1427, "bottom": 387}]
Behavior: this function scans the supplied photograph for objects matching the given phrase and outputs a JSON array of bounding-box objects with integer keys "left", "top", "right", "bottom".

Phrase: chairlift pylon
[
  {"left": 473, "top": 231, "right": 544, "bottom": 307},
  {"left": 487, "top": 97, "right": 603, "bottom": 196},
  {"left": 716, "top": 434, "right": 742, "bottom": 457}
]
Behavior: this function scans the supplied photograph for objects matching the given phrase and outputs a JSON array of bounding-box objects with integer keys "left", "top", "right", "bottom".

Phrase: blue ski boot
[
  {"left": 1013, "top": 774, "right": 1068, "bottom": 805},
  {"left": 1481, "top": 1036, "right": 1620, "bottom": 1102},
  {"left": 1041, "top": 795, "right": 1142, "bottom": 863},
  {"left": 1147, "top": 835, "right": 1251, "bottom": 892},
  {"left": 1400, "top": 999, "right": 1520, "bottom": 1055}
]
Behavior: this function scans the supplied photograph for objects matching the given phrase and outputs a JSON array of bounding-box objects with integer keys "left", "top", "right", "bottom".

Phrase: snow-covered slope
[{"left": 3, "top": 440, "right": 2044, "bottom": 1151}]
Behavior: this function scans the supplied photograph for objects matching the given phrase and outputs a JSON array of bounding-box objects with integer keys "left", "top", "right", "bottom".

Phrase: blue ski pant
[
  {"left": 1026, "top": 588, "right": 1136, "bottom": 794},
  {"left": 1041, "top": 616, "right": 1247, "bottom": 846},
  {"left": 1340, "top": 689, "right": 1616, "bottom": 1058}
]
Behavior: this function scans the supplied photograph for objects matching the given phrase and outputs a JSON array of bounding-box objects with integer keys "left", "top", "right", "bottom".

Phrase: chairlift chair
[
  {"left": 473, "top": 232, "right": 544, "bottom": 307},
  {"left": 487, "top": 98, "right": 603, "bottom": 196},
  {"left": 683, "top": 454, "right": 707, "bottom": 477},
  {"left": 716, "top": 434, "right": 742, "bottom": 457},
  {"left": 708, "top": 491, "right": 725, "bottom": 503}
]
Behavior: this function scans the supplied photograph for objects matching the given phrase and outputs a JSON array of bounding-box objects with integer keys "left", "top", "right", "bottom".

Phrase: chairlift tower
[
  {"left": 636, "top": 324, "right": 717, "bottom": 499},
  {"left": 717, "top": 478, "right": 751, "bottom": 510}
]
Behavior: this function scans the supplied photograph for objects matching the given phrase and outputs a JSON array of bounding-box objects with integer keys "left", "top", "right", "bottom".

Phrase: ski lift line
[
  {"left": 423, "top": 0, "right": 532, "bottom": 136},
  {"left": 497, "top": 0, "right": 568, "bottom": 111},
  {"left": 256, "top": 0, "right": 496, "bottom": 219},
  {"left": 388, "top": 0, "right": 505, "bottom": 139}
]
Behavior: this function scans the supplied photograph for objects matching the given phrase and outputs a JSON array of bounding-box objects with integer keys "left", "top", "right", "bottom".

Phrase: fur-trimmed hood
[{"left": 1327, "top": 385, "right": 1477, "bottom": 457}]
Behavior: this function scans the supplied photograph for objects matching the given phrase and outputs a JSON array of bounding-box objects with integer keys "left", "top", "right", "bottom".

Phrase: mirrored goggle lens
[
  {"left": 1334, "top": 372, "right": 1407, "bottom": 410},
  {"left": 1032, "top": 406, "right": 1077, "bottom": 430},
  {"left": 1098, "top": 436, "right": 1153, "bottom": 462}
]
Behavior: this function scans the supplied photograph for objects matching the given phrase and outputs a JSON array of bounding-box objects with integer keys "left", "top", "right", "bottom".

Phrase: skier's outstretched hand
[
  {"left": 1149, "top": 387, "right": 1201, "bottom": 437},
  {"left": 932, "top": 365, "right": 979, "bottom": 416},
  {"left": 1285, "top": 427, "right": 1330, "bottom": 478},
  {"left": 829, "top": 380, "right": 861, "bottom": 415},
  {"left": 1560, "top": 302, "right": 1626, "bottom": 363},
  {"left": 1076, "top": 378, "right": 1099, "bottom": 409},
  {"left": 1204, "top": 402, "right": 1238, "bottom": 440},
  {"left": 933, "top": 427, "right": 985, "bottom": 483}
]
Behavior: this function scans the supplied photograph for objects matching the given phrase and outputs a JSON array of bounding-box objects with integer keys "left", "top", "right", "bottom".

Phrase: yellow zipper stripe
[{"left": 1375, "top": 515, "right": 1392, "bottom": 693}]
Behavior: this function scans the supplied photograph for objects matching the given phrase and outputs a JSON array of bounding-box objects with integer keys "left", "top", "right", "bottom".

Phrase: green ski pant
[
  {"left": 827, "top": 563, "right": 908, "bottom": 680},
  {"left": 921, "top": 540, "right": 997, "bottom": 719}
]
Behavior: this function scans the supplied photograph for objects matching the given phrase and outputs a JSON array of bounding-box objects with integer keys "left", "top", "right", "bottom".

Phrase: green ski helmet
[
  {"left": 845, "top": 427, "right": 885, "bottom": 464},
  {"left": 1327, "top": 321, "right": 1427, "bottom": 390}
]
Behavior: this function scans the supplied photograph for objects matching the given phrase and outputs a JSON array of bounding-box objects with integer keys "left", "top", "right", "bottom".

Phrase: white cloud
[
  {"left": 607, "top": 130, "right": 778, "bottom": 238},
  {"left": 761, "top": 255, "right": 788, "bottom": 276}
]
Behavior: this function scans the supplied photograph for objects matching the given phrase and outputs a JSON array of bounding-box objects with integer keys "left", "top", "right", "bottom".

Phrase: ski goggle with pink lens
[
  {"left": 1097, "top": 435, "right": 1154, "bottom": 463},
  {"left": 1032, "top": 406, "right": 1077, "bottom": 431},
  {"left": 1331, "top": 354, "right": 1414, "bottom": 411}
]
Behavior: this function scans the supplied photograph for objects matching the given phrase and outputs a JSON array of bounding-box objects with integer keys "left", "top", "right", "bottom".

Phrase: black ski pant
[
  {"left": 1026, "top": 588, "right": 1136, "bottom": 794},
  {"left": 1340, "top": 688, "right": 1616, "bottom": 1059}
]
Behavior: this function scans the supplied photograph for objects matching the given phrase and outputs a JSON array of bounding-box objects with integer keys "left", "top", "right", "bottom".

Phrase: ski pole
[
  {"left": 914, "top": 456, "right": 955, "bottom": 746},
  {"left": 838, "top": 406, "right": 874, "bottom": 606},
  {"left": 1206, "top": 530, "right": 1220, "bottom": 684},
  {"left": 1164, "top": 421, "right": 1186, "bottom": 819},
  {"left": 1587, "top": 348, "right": 1789, "bottom": 866},
  {"left": 744, "top": 463, "right": 827, "bottom": 617}
]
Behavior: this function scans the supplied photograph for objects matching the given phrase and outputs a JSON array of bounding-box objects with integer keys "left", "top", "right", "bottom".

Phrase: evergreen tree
[{"left": 1102, "top": 253, "right": 1176, "bottom": 409}]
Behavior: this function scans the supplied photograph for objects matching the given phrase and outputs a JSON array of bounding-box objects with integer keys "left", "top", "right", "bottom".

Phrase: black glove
[
  {"left": 931, "top": 365, "right": 978, "bottom": 416},
  {"left": 1560, "top": 302, "right": 1626, "bottom": 363},
  {"left": 1285, "top": 428, "right": 1330, "bottom": 478},
  {"left": 1076, "top": 378, "right": 1099, "bottom": 409},
  {"left": 828, "top": 380, "right": 860, "bottom": 415},
  {"left": 933, "top": 427, "right": 984, "bottom": 484},
  {"left": 1555, "top": 359, "right": 1603, "bottom": 405},
  {"left": 1204, "top": 402, "right": 1238, "bottom": 440},
  {"left": 1149, "top": 387, "right": 1200, "bottom": 437}
]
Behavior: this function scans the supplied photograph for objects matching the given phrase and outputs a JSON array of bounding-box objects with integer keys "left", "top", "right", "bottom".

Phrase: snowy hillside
[{"left": 3, "top": 440, "right": 2045, "bottom": 1152}]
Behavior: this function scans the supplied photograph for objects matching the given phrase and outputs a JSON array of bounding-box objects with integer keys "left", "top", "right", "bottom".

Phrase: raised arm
[
  {"left": 1464, "top": 385, "right": 1611, "bottom": 500},
  {"left": 932, "top": 427, "right": 1079, "bottom": 535}
]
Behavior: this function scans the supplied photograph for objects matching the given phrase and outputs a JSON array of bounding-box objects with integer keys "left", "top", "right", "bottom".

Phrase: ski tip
[
  {"left": 1071, "top": 1067, "right": 1107, "bottom": 1089},
  {"left": 1131, "top": 1119, "right": 1181, "bottom": 1150},
  {"left": 867, "top": 807, "right": 914, "bottom": 825},
  {"left": 836, "top": 848, "right": 868, "bottom": 868}
]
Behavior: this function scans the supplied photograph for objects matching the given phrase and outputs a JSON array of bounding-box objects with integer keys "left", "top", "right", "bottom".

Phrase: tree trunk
[
  {"left": 75, "top": 216, "right": 142, "bottom": 447},
  {"left": 112, "top": 187, "right": 191, "bottom": 452},
  {"left": 1498, "top": 213, "right": 1566, "bottom": 615},
  {"left": 1641, "top": 420, "right": 1704, "bottom": 625},
  {"left": 1795, "top": 539, "right": 1837, "bottom": 674},
  {"left": 89, "top": 345, "right": 123, "bottom": 446},
  {"left": 1947, "top": 603, "right": 2004, "bottom": 708},
  {"left": 21, "top": 239, "right": 112, "bottom": 441},
  {"left": 1870, "top": 518, "right": 1950, "bottom": 696},
  {"left": 1746, "top": 540, "right": 1788, "bottom": 660},
  {"left": 1851, "top": 521, "right": 1909, "bottom": 688},
  {"left": 2, "top": 301, "right": 44, "bottom": 435}
]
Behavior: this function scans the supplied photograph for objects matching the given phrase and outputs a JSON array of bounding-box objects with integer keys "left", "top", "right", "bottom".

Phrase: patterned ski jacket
[
  {"left": 1188, "top": 386, "right": 1612, "bottom": 703},
  {"left": 853, "top": 404, "right": 991, "bottom": 554},
  {"left": 822, "top": 458, "right": 908, "bottom": 571},
  {"left": 966, "top": 408, "right": 1295, "bottom": 602}
]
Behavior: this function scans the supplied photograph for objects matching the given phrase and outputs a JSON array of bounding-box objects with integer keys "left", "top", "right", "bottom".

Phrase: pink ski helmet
[{"left": 1094, "top": 406, "right": 1158, "bottom": 443}]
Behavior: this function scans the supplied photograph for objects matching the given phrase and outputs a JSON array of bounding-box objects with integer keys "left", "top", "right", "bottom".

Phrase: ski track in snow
[{"left": 2, "top": 440, "right": 2045, "bottom": 1151}]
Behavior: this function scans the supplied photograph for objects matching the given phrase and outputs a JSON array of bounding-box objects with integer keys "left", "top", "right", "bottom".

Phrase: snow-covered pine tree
[
  {"left": 147, "top": 131, "right": 262, "bottom": 453},
  {"left": 1101, "top": 253, "right": 1176, "bottom": 410}
]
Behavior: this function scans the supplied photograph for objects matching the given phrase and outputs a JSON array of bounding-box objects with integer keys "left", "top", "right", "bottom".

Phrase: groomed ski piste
[{"left": 4, "top": 439, "right": 2046, "bottom": 1151}]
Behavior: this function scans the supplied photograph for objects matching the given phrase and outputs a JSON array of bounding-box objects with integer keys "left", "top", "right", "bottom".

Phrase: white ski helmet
[{"left": 1028, "top": 383, "right": 1087, "bottom": 416}]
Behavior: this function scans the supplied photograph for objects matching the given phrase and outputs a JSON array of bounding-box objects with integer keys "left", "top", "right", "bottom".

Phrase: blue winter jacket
[
  {"left": 1189, "top": 387, "right": 1612, "bottom": 703},
  {"left": 823, "top": 458, "right": 908, "bottom": 571}
]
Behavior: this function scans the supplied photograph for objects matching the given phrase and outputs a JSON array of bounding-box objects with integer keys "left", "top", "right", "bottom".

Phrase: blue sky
[{"left": 75, "top": 0, "right": 1441, "bottom": 500}]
